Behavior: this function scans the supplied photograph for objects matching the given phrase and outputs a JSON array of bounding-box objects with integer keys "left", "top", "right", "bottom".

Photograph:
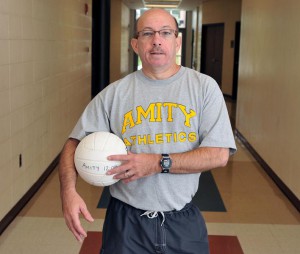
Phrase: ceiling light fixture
[
  {"left": 144, "top": 0, "right": 181, "bottom": 8},
  {"left": 145, "top": 4, "right": 178, "bottom": 8}
]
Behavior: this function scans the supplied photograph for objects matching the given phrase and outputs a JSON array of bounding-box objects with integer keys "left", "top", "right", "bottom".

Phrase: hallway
[
  {"left": 0, "top": 101, "right": 299, "bottom": 254},
  {"left": 1, "top": 0, "right": 300, "bottom": 253}
]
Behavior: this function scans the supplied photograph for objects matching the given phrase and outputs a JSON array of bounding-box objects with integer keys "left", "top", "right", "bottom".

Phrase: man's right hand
[{"left": 61, "top": 189, "right": 94, "bottom": 242}]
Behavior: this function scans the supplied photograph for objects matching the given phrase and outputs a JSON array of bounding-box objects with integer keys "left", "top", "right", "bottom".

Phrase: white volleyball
[{"left": 74, "top": 132, "right": 127, "bottom": 186}]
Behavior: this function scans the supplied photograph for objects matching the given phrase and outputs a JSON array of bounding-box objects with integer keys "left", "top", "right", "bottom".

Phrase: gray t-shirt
[{"left": 70, "top": 66, "right": 236, "bottom": 211}]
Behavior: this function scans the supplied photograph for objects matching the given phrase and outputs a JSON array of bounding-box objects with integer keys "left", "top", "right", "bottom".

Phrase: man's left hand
[{"left": 106, "top": 152, "right": 161, "bottom": 183}]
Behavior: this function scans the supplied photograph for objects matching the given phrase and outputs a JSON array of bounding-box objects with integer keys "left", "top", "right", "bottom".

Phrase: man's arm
[
  {"left": 170, "top": 147, "right": 229, "bottom": 174},
  {"left": 107, "top": 147, "right": 229, "bottom": 183},
  {"left": 59, "top": 138, "right": 79, "bottom": 193},
  {"left": 58, "top": 138, "right": 94, "bottom": 242}
]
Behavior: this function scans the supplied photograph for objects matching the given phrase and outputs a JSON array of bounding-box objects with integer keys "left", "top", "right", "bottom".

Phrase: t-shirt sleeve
[
  {"left": 69, "top": 94, "right": 111, "bottom": 141},
  {"left": 198, "top": 77, "right": 237, "bottom": 155}
]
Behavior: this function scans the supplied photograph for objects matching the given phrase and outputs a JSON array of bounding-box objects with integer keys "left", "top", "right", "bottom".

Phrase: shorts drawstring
[{"left": 140, "top": 211, "right": 166, "bottom": 226}]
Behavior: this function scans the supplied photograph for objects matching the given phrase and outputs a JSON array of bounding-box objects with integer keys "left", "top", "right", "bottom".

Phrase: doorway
[
  {"left": 232, "top": 21, "right": 241, "bottom": 100},
  {"left": 91, "top": 0, "right": 110, "bottom": 98},
  {"left": 200, "top": 23, "right": 224, "bottom": 87}
]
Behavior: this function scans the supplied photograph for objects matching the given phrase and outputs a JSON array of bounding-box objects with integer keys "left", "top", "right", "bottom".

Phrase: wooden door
[{"left": 200, "top": 24, "right": 224, "bottom": 87}]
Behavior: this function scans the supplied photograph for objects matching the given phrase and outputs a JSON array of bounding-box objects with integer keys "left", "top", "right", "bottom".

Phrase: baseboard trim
[
  {"left": 0, "top": 155, "right": 60, "bottom": 235},
  {"left": 235, "top": 129, "right": 300, "bottom": 212}
]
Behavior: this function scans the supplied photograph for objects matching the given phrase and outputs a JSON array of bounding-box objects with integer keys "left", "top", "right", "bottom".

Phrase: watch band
[{"left": 160, "top": 153, "right": 172, "bottom": 173}]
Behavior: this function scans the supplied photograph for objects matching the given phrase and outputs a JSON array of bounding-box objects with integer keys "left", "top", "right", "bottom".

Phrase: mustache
[{"left": 150, "top": 46, "right": 164, "bottom": 53}]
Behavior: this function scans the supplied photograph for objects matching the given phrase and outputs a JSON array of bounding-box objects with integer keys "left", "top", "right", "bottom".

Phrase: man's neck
[{"left": 142, "top": 64, "right": 181, "bottom": 80}]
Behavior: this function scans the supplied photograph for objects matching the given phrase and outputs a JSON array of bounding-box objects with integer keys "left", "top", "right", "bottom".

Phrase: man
[{"left": 59, "top": 8, "right": 236, "bottom": 254}]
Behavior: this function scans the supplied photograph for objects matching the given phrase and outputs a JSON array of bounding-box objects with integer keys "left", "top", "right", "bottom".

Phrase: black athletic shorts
[{"left": 100, "top": 197, "right": 209, "bottom": 254}]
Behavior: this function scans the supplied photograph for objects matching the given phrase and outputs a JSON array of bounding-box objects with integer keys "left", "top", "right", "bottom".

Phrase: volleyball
[{"left": 74, "top": 132, "right": 127, "bottom": 186}]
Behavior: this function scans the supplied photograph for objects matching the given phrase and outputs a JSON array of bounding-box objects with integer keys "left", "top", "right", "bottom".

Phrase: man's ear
[
  {"left": 175, "top": 36, "right": 182, "bottom": 53},
  {"left": 131, "top": 38, "right": 139, "bottom": 54}
]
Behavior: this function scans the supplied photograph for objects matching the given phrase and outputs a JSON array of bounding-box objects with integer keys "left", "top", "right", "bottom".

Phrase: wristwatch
[{"left": 160, "top": 154, "right": 172, "bottom": 173}]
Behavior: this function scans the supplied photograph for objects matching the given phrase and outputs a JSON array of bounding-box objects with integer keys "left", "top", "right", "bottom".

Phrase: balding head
[{"left": 135, "top": 8, "right": 179, "bottom": 38}]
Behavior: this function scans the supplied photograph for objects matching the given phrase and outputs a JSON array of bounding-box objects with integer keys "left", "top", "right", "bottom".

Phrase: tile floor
[{"left": 0, "top": 101, "right": 299, "bottom": 254}]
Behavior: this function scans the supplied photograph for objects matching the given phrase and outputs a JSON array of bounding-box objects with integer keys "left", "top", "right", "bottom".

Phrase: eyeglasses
[{"left": 136, "top": 29, "right": 178, "bottom": 39}]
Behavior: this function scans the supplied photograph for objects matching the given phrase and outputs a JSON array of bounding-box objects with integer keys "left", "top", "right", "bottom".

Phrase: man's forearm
[
  {"left": 107, "top": 146, "right": 230, "bottom": 180},
  {"left": 59, "top": 138, "right": 80, "bottom": 193},
  {"left": 170, "top": 147, "right": 229, "bottom": 174}
]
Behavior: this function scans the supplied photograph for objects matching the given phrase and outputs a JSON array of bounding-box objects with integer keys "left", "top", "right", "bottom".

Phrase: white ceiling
[{"left": 122, "top": 0, "right": 208, "bottom": 10}]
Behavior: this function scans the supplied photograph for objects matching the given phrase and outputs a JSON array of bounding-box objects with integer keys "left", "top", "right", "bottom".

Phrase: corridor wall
[
  {"left": 236, "top": 0, "right": 300, "bottom": 200},
  {"left": 0, "top": 0, "right": 92, "bottom": 221}
]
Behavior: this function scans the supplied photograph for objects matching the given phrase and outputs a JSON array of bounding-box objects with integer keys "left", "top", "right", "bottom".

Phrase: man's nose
[{"left": 152, "top": 32, "right": 162, "bottom": 46}]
